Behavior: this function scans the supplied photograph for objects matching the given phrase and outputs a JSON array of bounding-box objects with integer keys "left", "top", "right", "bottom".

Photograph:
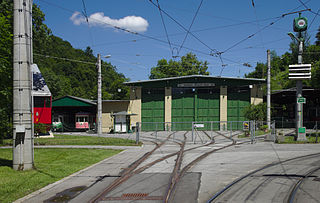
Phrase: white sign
[{"left": 194, "top": 124, "right": 204, "bottom": 128}]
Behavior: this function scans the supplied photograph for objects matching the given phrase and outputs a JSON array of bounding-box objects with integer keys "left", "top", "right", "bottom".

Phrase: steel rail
[
  {"left": 166, "top": 132, "right": 236, "bottom": 201},
  {"left": 89, "top": 132, "right": 175, "bottom": 203},
  {"left": 287, "top": 166, "right": 320, "bottom": 203},
  {"left": 207, "top": 153, "right": 320, "bottom": 203},
  {"left": 164, "top": 132, "right": 187, "bottom": 203}
]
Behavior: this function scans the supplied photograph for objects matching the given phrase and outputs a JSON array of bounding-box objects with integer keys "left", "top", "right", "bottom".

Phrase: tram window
[
  {"left": 34, "top": 97, "right": 45, "bottom": 107},
  {"left": 44, "top": 97, "right": 51, "bottom": 107},
  {"left": 77, "top": 116, "right": 88, "bottom": 122}
]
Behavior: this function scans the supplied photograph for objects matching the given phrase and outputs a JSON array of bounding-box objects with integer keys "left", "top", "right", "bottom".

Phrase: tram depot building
[
  {"left": 126, "top": 75, "right": 265, "bottom": 131},
  {"left": 51, "top": 75, "right": 264, "bottom": 133}
]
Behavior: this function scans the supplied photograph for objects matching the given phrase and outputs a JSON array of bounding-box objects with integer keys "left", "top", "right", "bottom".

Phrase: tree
[
  {"left": 0, "top": 1, "right": 130, "bottom": 140},
  {"left": 149, "top": 52, "right": 209, "bottom": 79},
  {"left": 243, "top": 103, "right": 267, "bottom": 121},
  {"left": 316, "top": 26, "right": 320, "bottom": 46},
  {"left": 0, "top": 0, "right": 13, "bottom": 141}
]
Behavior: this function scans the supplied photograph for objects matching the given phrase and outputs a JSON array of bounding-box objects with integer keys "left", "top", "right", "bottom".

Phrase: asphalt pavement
[{"left": 13, "top": 134, "right": 320, "bottom": 203}]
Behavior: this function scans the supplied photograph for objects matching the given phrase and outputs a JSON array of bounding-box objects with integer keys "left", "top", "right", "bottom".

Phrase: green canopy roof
[{"left": 52, "top": 95, "right": 96, "bottom": 107}]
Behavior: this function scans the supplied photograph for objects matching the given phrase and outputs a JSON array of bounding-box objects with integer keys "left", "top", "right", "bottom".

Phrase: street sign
[
  {"left": 194, "top": 123, "right": 204, "bottom": 128},
  {"left": 298, "top": 127, "right": 306, "bottom": 134},
  {"left": 243, "top": 121, "right": 249, "bottom": 131},
  {"left": 297, "top": 97, "right": 306, "bottom": 104},
  {"left": 289, "top": 64, "right": 311, "bottom": 80},
  {"left": 293, "top": 17, "right": 308, "bottom": 32}
]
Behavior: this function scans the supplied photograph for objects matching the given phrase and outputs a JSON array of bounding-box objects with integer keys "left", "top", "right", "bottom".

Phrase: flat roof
[{"left": 125, "top": 75, "right": 265, "bottom": 85}]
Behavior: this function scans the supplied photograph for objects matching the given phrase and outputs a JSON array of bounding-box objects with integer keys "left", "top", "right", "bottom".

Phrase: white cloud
[{"left": 70, "top": 11, "right": 149, "bottom": 33}]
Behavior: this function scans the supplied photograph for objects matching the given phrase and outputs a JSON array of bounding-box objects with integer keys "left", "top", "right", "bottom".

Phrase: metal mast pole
[
  {"left": 97, "top": 54, "right": 102, "bottom": 135},
  {"left": 296, "top": 36, "right": 306, "bottom": 141},
  {"left": 267, "top": 50, "right": 271, "bottom": 130},
  {"left": 13, "top": 0, "right": 33, "bottom": 170}
]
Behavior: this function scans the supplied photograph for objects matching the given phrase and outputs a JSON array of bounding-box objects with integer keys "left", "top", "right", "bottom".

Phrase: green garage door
[
  {"left": 172, "top": 88, "right": 194, "bottom": 130},
  {"left": 141, "top": 88, "right": 164, "bottom": 131},
  {"left": 227, "top": 87, "right": 250, "bottom": 130},
  {"left": 172, "top": 88, "right": 220, "bottom": 130},
  {"left": 197, "top": 88, "right": 220, "bottom": 130}
]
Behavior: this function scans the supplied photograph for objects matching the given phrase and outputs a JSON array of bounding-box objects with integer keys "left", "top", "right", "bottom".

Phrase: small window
[
  {"left": 44, "top": 97, "right": 51, "bottom": 108},
  {"left": 34, "top": 97, "right": 45, "bottom": 107}
]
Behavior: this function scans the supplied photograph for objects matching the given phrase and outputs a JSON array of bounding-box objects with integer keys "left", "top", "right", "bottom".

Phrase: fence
[{"left": 135, "top": 121, "right": 261, "bottom": 144}]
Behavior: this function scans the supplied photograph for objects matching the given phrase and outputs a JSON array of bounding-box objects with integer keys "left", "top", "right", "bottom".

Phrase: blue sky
[{"left": 34, "top": 0, "right": 320, "bottom": 81}]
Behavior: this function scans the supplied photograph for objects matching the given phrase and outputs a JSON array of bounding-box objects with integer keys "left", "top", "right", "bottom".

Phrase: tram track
[
  {"left": 89, "top": 130, "right": 237, "bottom": 202},
  {"left": 207, "top": 153, "right": 320, "bottom": 203}
]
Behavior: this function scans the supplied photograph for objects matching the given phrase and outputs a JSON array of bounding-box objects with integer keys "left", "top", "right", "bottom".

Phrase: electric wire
[
  {"left": 309, "top": 9, "right": 320, "bottom": 29},
  {"left": 37, "top": 0, "right": 214, "bottom": 58},
  {"left": 297, "top": 0, "right": 320, "bottom": 16},
  {"left": 177, "top": 0, "right": 204, "bottom": 55},
  {"left": 34, "top": 53, "right": 97, "bottom": 65},
  {"left": 222, "top": 9, "right": 311, "bottom": 54},
  {"left": 81, "top": 0, "right": 95, "bottom": 47},
  {"left": 155, "top": 0, "right": 174, "bottom": 57},
  {"left": 148, "top": 0, "right": 220, "bottom": 56}
]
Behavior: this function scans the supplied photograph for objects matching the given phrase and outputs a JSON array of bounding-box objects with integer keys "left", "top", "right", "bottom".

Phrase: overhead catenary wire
[
  {"left": 177, "top": 0, "right": 205, "bottom": 55},
  {"left": 155, "top": 0, "right": 174, "bottom": 58},
  {"left": 222, "top": 8, "right": 312, "bottom": 54},
  {"left": 81, "top": 0, "right": 95, "bottom": 47},
  {"left": 309, "top": 9, "right": 320, "bottom": 29},
  {"left": 37, "top": 0, "right": 215, "bottom": 58},
  {"left": 148, "top": 0, "right": 221, "bottom": 56},
  {"left": 297, "top": 0, "right": 320, "bottom": 17}
]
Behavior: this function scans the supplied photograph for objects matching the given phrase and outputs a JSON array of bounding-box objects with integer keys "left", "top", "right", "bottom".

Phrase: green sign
[
  {"left": 293, "top": 17, "right": 308, "bottom": 32},
  {"left": 297, "top": 97, "right": 306, "bottom": 104},
  {"left": 298, "top": 127, "right": 306, "bottom": 133}
]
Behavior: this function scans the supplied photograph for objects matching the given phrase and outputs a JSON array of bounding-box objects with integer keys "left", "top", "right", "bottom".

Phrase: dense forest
[{"left": 0, "top": 0, "right": 129, "bottom": 139}]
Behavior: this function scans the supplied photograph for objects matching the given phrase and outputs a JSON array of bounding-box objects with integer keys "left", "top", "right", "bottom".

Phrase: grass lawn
[
  {"left": 277, "top": 133, "right": 320, "bottom": 144},
  {"left": 0, "top": 148, "right": 121, "bottom": 203},
  {"left": 238, "top": 130, "right": 268, "bottom": 138},
  {"left": 0, "top": 134, "right": 140, "bottom": 146}
]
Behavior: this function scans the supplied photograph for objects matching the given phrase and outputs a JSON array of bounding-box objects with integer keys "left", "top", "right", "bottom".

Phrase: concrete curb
[{"left": 0, "top": 145, "right": 142, "bottom": 149}]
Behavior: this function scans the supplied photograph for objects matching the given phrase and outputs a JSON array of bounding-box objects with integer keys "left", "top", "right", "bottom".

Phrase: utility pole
[
  {"left": 13, "top": 0, "right": 34, "bottom": 170},
  {"left": 97, "top": 54, "right": 102, "bottom": 135},
  {"left": 288, "top": 13, "right": 310, "bottom": 141},
  {"left": 267, "top": 50, "right": 271, "bottom": 130},
  {"left": 296, "top": 34, "right": 305, "bottom": 140}
]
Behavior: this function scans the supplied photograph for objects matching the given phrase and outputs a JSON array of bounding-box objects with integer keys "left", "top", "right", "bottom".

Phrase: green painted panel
[
  {"left": 172, "top": 88, "right": 220, "bottom": 131},
  {"left": 227, "top": 87, "right": 250, "bottom": 130},
  {"left": 141, "top": 88, "right": 164, "bottom": 131},
  {"left": 52, "top": 97, "right": 93, "bottom": 107}
]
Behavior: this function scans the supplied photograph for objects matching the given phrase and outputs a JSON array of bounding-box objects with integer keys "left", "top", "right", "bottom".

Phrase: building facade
[{"left": 126, "top": 75, "right": 265, "bottom": 130}]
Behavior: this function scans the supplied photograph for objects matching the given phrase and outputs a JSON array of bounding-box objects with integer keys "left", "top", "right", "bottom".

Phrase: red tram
[{"left": 32, "top": 64, "right": 52, "bottom": 130}]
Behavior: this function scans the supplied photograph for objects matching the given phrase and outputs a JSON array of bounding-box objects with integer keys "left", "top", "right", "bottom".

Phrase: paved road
[{"left": 15, "top": 133, "right": 320, "bottom": 203}]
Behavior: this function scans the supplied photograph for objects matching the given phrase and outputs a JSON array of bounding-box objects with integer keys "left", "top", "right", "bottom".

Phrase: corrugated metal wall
[
  {"left": 227, "top": 87, "right": 250, "bottom": 130},
  {"left": 141, "top": 88, "right": 165, "bottom": 131},
  {"left": 172, "top": 88, "right": 220, "bottom": 130}
]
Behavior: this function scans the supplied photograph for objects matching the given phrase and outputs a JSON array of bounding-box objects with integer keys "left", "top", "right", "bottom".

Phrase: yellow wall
[
  {"left": 250, "top": 84, "right": 263, "bottom": 105},
  {"left": 101, "top": 101, "right": 129, "bottom": 133},
  {"left": 128, "top": 86, "right": 141, "bottom": 127},
  {"left": 165, "top": 87, "right": 172, "bottom": 130},
  {"left": 220, "top": 86, "right": 228, "bottom": 130}
]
